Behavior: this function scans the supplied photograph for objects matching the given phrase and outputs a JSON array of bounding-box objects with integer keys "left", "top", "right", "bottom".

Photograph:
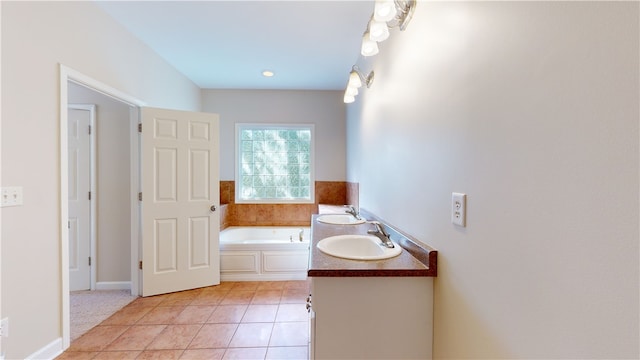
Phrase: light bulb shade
[
  {"left": 345, "top": 86, "right": 359, "bottom": 97},
  {"left": 348, "top": 70, "right": 363, "bottom": 88},
  {"left": 374, "top": 0, "right": 397, "bottom": 22},
  {"left": 369, "top": 20, "right": 390, "bottom": 42},
  {"left": 360, "top": 33, "right": 379, "bottom": 57},
  {"left": 344, "top": 94, "right": 356, "bottom": 103}
]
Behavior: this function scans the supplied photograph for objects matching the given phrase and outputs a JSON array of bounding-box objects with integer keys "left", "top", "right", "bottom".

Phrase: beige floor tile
[
  {"left": 269, "top": 322, "right": 308, "bottom": 347},
  {"left": 68, "top": 325, "right": 130, "bottom": 352},
  {"left": 280, "top": 289, "right": 308, "bottom": 304},
  {"left": 92, "top": 351, "right": 141, "bottom": 359},
  {"left": 137, "top": 306, "right": 186, "bottom": 324},
  {"left": 229, "top": 323, "right": 273, "bottom": 348},
  {"left": 266, "top": 346, "right": 308, "bottom": 360},
  {"left": 54, "top": 351, "right": 98, "bottom": 359},
  {"left": 276, "top": 304, "right": 309, "bottom": 322},
  {"left": 100, "top": 305, "right": 154, "bottom": 325},
  {"left": 242, "top": 305, "right": 278, "bottom": 323},
  {"left": 257, "top": 281, "right": 286, "bottom": 291},
  {"left": 146, "top": 324, "right": 202, "bottom": 350},
  {"left": 222, "top": 347, "right": 267, "bottom": 360},
  {"left": 220, "top": 290, "right": 255, "bottom": 305},
  {"left": 230, "top": 281, "right": 261, "bottom": 291},
  {"left": 207, "top": 305, "right": 247, "bottom": 324},
  {"left": 105, "top": 325, "right": 167, "bottom": 351},
  {"left": 136, "top": 349, "right": 184, "bottom": 359},
  {"left": 179, "top": 348, "right": 225, "bottom": 360},
  {"left": 190, "top": 292, "right": 225, "bottom": 306},
  {"left": 251, "top": 290, "right": 282, "bottom": 305},
  {"left": 174, "top": 306, "right": 216, "bottom": 324},
  {"left": 60, "top": 280, "right": 314, "bottom": 359},
  {"left": 188, "top": 323, "right": 238, "bottom": 349}
]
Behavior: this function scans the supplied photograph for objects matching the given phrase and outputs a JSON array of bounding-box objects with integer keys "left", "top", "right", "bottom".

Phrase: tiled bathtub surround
[{"left": 220, "top": 181, "right": 358, "bottom": 228}]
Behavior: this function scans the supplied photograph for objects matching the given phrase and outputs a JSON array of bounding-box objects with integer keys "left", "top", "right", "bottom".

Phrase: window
[{"left": 236, "top": 124, "right": 314, "bottom": 203}]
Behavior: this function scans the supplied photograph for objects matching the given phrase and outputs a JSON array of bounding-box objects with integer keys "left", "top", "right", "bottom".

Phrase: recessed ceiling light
[{"left": 262, "top": 70, "right": 275, "bottom": 77}]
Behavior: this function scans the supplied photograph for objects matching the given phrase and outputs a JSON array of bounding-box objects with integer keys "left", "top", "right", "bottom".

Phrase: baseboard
[
  {"left": 221, "top": 273, "right": 307, "bottom": 282},
  {"left": 95, "top": 281, "right": 131, "bottom": 290},
  {"left": 25, "top": 337, "right": 63, "bottom": 360}
]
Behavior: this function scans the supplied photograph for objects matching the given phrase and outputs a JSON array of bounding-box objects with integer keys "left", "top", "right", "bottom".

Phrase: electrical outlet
[
  {"left": 1, "top": 187, "right": 23, "bottom": 207},
  {"left": 451, "top": 192, "right": 466, "bottom": 227},
  {"left": 1, "top": 317, "right": 9, "bottom": 337}
]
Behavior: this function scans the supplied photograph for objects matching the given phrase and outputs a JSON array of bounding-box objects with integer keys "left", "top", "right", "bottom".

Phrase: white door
[
  {"left": 68, "top": 106, "right": 92, "bottom": 291},
  {"left": 141, "top": 107, "right": 220, "bottom": 296}
]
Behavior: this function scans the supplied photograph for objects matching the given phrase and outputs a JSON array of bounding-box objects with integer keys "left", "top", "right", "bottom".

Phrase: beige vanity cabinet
[
  {"left": 307, "top": 214, "right": 438, "bottom": 360},
  {"left": 308, "top": 276, "right": 433, "bottom": 360}
]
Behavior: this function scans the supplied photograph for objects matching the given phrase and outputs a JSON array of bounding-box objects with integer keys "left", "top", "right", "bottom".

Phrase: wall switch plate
[
  {"left": 1, "top": 187, "right": 23, "bottom": 207},
  {"left": 451, "top": 192, "right": 466, "bottom": 227}
]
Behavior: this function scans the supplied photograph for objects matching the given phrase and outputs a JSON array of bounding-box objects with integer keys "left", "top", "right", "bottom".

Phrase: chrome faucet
[
  {"left": 368, "top": 221, "right": 395, "bottom": 248},
  {"left": 345, "top": 205, "right": 361, "bottom": 220},
  {"left": 299, "top": 228, "right": 304, "bottom": 242}
]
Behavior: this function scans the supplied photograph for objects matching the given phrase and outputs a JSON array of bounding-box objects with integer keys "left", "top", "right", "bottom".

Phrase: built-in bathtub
[{"left": 219, "top": 226, "right": 311, "bottom": 281}]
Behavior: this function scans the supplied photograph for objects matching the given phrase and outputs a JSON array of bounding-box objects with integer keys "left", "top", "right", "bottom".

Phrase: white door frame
[
  {"left": 68, "top": 103, "right": 97, "bottom": 291},
  {"left": 59, "top": 64, "right": 145, "bottom": 349}
]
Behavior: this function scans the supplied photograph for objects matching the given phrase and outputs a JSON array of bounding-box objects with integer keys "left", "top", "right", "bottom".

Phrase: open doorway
[
  {"left": 67, "top": 83, "right": 138, "bottom": 340},
  {"left": 60, "top": 65, "right": 144, "bottom": 349}
]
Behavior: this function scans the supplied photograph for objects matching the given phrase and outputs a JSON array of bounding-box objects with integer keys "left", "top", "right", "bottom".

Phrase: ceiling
[{"left": 96, "top": 1, "right": 375, "bottom": 91}]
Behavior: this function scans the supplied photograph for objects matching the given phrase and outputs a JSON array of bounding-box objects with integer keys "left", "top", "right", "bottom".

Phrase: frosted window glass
[{"left": 236, "top": 124, "right": 314, "bottom": 203}]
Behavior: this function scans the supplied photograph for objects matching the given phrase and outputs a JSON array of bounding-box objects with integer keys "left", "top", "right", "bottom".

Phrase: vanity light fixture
[
  {"left": 360, "top": 0, "right": 416, "bottom": 57},
  {"left": 345, "top": 0, "right": 416, "bottom": 103},
  {"left": 343, "top": 66, "right": 374, "bottom": 104}
]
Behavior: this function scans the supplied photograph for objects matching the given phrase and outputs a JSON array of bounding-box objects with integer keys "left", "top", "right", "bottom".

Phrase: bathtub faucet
[
  {"left": 345, "top": 205, "right": 361, "bottom": 220},
  {"left": 299, "top": 228, "right": 304, "bottom": 242},
  {"left": 368, "top": 221, "right": 395, "bottom": 248}
]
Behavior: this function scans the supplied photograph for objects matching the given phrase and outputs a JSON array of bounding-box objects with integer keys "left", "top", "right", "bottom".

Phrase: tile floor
[{"left": 57, "top": 280, "right": 311, "bottom": 360}]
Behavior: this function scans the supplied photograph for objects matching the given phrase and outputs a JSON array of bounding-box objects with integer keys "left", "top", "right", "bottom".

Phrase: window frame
[{"left": 234, "top": 123, "right": 315, "bottom": 204}]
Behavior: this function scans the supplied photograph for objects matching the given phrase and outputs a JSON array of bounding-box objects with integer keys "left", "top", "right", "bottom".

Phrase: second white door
[{"left": 68, "top": 105, "right": 94, "bottom": 291}]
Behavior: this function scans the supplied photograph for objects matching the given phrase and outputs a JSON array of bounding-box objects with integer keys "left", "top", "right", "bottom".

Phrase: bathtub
[{"left": 219, "top": 226, "right": 311, "bottom": 281}]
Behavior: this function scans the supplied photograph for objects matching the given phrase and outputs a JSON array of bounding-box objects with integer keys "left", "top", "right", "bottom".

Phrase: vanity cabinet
[
  {"left": 307, "top": 214, "right": 437, "bottom": 360},
  {"left": 309, "top": 276, "right": 433, "bottom": 359}
]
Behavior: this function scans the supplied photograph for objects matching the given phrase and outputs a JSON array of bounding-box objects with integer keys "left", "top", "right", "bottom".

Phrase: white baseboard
[
  {"left": 221, "top": 273, "right": 307, "bottom": 282},
  {"left": 95, "top": 281, "right": 131, "bottom": 290},
  {"left": 25, "top": 337, "right": 63, "bottom": 360}
]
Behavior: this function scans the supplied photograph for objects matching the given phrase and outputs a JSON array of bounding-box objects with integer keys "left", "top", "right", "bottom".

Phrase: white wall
[
  {"left": 68, "top": 83, "right": 132, "bottom": 284},
  {"left": 347, "top": 2, "right": 639, "bottom": 359},
  {"left": 202, "top": 89, "right": 347, "bottom": 182},
  {"left": 1, "top": 2, "right": 200, "bottom": 358}
]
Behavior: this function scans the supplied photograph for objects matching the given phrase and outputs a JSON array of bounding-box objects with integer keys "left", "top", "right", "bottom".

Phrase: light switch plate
[
  {"left": 451, "top": 192, "right": 466, "bottom": 227},
  {"left": 1, "top": 187, "right": 23, "bottom": 207}
]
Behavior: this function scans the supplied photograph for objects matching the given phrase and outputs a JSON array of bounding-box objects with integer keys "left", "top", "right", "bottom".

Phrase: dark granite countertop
[{"left": 307, "top": 214, "right": 437, "bottom": 277}]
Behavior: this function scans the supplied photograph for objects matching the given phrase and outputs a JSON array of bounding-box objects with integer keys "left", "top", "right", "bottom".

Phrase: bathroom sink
[
  {"left": 317, "top": 235, "right": 402, "bottom": 260},
  {"left": 317, "top": 214, "right": 366, "bottom": 225}
]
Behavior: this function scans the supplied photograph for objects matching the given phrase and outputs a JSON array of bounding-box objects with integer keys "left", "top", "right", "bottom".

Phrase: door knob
[{"left": 210, "top": 205, "right": 216, "bottom": 212}]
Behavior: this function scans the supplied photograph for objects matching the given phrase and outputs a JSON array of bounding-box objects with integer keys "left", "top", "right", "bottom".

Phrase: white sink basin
[
  {"left": 317, "top": 234, "right": 402, "bottom": 260},
  {"left": 317, "top": 214, "right": 366, "bottom": 225}
]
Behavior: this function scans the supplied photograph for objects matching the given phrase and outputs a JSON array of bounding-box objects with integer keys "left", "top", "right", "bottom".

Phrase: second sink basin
[
  {"left": 317, "top": 235, "right": 402, "bottom": 260},
  {"left": 317, "top": 214, "right": 366, "bottom": 225}
]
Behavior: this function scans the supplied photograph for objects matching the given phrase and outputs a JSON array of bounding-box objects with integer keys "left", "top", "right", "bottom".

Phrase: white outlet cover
[{"left": 451, "top": 192, "right": 466, "bottom": 227}]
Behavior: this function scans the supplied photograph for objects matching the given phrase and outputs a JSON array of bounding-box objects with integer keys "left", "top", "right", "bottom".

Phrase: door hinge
[
  {"left": 139, "top": 261, "right": 143, "bottom": 270},
  {"left": 88, "top": 257, "right": 91, "bottom": 266},
  {"left": 88, "top": 191, "right": 92, "bottom": 200},
  {"left": 138, "top": 123, "right": 142, "bottom": 133},
  {"left": 138, "top": 192, "right": 142, "bottom": 201},
  {"left": 88, "top": 125, "right": 92, "bottom": 135},
  {"left": 68, "top": 220, "right": 70, "bottom": 229}
]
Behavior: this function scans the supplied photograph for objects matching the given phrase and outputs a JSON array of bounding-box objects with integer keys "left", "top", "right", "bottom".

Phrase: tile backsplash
[{"left": 219, "top": 181, "right": 357, "bottom": 228}]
